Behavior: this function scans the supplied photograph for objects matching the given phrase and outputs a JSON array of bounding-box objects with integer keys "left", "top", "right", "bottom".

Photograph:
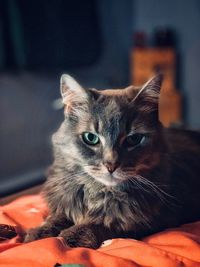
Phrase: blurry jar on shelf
[{"left": 133, "top": 31, "right": 147, "bottom": 48}]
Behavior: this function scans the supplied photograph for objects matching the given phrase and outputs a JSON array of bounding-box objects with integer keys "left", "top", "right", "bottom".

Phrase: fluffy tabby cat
[{"left": 25, "top": 74, "right": 200, "bottom": 248}]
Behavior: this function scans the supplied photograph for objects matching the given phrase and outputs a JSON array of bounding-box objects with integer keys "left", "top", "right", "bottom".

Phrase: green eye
[{"left": 82, "top": 132, "right": 100, "bottom": 145}]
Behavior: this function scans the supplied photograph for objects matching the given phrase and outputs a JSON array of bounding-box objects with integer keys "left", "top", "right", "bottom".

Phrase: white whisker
[{"left": 125, "top": 173, "right": 178, "bottom": 208}]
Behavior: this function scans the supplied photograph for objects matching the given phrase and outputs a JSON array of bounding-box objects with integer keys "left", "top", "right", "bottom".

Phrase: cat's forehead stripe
[
  {"left": 99, "top": 89, "right": 126, "bottom": 96},
  {"left": 91, "top": 97, "right": 128, "bottom": 147}
]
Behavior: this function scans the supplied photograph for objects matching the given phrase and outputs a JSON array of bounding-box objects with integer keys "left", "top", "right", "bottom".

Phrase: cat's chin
[{"left": 92, "top": 175, "right": 124, "bottom": 187}]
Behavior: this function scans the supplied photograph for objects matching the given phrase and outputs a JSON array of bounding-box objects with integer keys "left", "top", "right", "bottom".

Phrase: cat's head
[{"left": 55, "top": 74, "right": 164, "bottom": 187}]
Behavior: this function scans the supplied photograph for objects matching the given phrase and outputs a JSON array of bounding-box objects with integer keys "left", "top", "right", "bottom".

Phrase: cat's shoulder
[
  {"left": 164, "top": 127, "right": 200, "bottom": 138},
  {"left": 163, "top": 127, "right": 200, "bottom": 152}
]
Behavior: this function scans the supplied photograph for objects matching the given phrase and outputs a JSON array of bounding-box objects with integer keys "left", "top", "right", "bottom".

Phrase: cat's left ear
[{"left": 132, "top": 74, "right": 163, "bottom": 113}]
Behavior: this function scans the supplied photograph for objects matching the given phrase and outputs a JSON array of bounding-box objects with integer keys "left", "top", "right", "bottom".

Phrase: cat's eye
[
  {"left": 125, "top": 134, "right": 145, "bottom": 148},
  {"left": 82, "top": 132, "right": 100, "bottom": 146}
]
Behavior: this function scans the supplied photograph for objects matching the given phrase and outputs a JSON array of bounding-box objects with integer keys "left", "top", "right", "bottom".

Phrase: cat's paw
[
  {"left": 24, "top": 227, "right": 43, "bottom": 242},
  {"left": 59, "top": 225, "right": 101, "bottom": 249},
  {"left": 24, "top": 225, "right": 56, "bottom": 243}
]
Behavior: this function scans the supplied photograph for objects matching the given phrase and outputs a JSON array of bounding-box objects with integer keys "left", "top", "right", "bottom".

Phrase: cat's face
[{"left": 55, "top": 74, "right": 164, "bottom": 187}]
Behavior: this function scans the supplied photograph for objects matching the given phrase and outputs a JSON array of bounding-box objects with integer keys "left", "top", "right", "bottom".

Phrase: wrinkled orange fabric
[{"left": 1, "top": 195, "right": 200, "bottom": 267}]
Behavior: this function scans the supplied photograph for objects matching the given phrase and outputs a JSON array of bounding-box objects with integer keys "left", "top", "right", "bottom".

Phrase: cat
[{"left": 24, "top": 74, "right": 200, "bottom": 248}]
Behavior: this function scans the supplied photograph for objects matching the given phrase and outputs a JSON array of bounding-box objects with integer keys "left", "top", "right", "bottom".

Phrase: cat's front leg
[
  {"left": 24, "top": 215, "right": 73, "bottom": 242},
  {"left": 59, "top": 224, "right": 113, "bottom": 249}
]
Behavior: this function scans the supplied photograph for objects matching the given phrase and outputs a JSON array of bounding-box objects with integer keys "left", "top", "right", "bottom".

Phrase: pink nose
[{"left": 103, "top": 161, "right": 119, "bottom": 173}]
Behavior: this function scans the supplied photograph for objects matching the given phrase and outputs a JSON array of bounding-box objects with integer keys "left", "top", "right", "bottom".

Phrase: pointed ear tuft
[
  {"left": 131, "top": 74, "right": 163, "bottom": 122},
  {"left": 134, "top": 74, "right": 163, "bottom": 100},
  {"left": 60, "top": 74, "right": 86, "bottom": 100},
  {"left": 60, "top": 74, "right": 89, "bottom": 115},
  {"left": 132, "top": 74, "right": 163, "bottom": 114}
]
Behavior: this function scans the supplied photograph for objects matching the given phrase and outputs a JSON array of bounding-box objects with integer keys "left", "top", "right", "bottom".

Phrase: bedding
[{"left": 0, "top": 195, "right": 200, "bottom": 267}]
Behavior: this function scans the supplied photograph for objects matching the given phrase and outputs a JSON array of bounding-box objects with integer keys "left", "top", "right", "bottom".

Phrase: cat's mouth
[{"left": 84, "top": 166, "right": 126, "bottom": 186}]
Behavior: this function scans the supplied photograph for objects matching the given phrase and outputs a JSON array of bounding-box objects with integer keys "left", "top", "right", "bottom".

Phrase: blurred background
[{"left": 1, "top": 0, "right": 200, "bottom": 197}]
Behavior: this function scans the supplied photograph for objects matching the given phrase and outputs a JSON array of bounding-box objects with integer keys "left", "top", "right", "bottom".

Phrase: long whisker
[{"left": 126, "top": 174, "right": 179, "bottom": 208}]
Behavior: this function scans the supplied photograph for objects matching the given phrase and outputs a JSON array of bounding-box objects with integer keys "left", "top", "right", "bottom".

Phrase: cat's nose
[{"left": 103, "top": 161, "right": 119, "bottom": 173}]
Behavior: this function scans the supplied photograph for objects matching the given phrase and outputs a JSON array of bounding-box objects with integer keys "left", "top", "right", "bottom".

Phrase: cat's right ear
[{"left": 60, "top": 74, "right": 89, "bottom": 113}]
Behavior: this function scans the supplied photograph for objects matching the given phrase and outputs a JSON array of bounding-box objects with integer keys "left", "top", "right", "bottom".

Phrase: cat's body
[{"left": 25, "top": 75, "right": 200, "bottom": 248}]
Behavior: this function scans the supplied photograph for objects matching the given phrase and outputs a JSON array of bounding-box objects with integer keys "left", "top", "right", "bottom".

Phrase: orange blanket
[{"left": 1, "top": 195, "right": 200, "bottom": 267}]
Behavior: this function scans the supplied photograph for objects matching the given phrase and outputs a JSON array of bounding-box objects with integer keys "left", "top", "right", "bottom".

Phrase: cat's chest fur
[
  {"left": 46, "top": 176, "right": 158, "bottom": 233},
  {"left": 67, "top": 185, "right": 139, "bottom": 232}
]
